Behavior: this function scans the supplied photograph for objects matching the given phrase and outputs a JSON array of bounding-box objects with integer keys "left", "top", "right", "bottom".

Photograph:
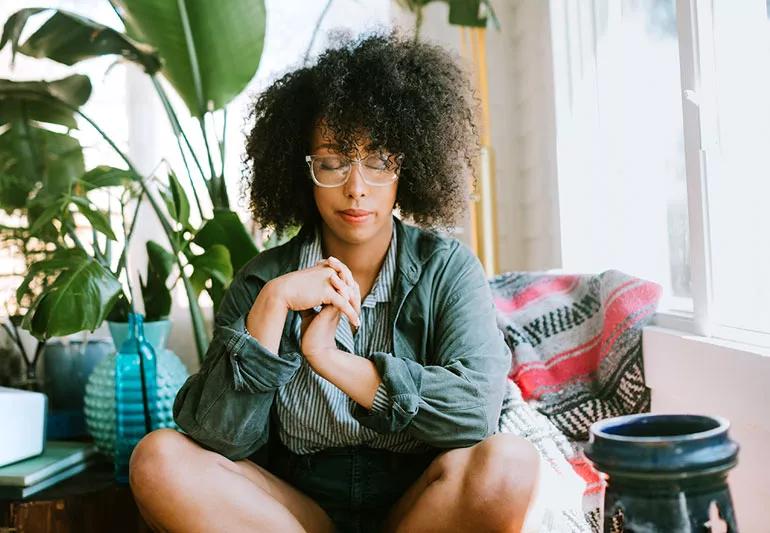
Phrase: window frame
[{"left": 651, "top": 0, "right": 770, "bottom": 350}]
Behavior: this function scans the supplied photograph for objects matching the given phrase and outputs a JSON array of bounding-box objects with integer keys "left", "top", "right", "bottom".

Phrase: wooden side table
[{"left": 0, "top": 457, "right": 151, "bottom": 533}]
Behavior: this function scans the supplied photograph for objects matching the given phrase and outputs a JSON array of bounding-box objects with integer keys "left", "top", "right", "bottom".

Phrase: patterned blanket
[{"left": 490, "top": 269, "right": 662, "bottom": 532}]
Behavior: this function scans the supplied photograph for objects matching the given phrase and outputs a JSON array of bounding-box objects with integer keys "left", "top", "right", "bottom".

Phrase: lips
[
  {"left": 340, "top": 209, "right": 371, "bottom": 217},
  {"left": 338, "top": 209, "right": 372, "bottom": 224}
]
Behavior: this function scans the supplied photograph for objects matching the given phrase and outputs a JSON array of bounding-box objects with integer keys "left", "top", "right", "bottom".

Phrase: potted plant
[{"left": 1, "top": 1, "right": 267, "bottom": 364}]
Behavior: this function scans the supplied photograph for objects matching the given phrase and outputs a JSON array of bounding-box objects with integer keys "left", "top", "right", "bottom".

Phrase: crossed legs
[{"left": 130, "top": 430, "right": 539, "bottom": 533}]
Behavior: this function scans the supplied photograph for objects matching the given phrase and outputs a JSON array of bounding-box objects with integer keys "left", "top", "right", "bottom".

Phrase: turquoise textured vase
[
  {"left": 83, "top": 317, "right": 189, "bottom": 462},
  {"left": 114, "top": 313, "right": 158, "bottom": 483}
]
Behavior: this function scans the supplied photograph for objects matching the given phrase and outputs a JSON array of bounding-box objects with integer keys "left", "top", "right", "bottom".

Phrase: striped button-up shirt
[{"left": 275, "top": 226, "right": 431, "bottom": 454}]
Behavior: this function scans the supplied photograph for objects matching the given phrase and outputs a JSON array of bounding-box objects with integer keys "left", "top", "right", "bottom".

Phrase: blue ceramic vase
[
  {"left": 585, "top": 414, "right": 739, "bottom": 532},
  {"left": 83, "top": 317, "right": 189, "bottom": 471}
]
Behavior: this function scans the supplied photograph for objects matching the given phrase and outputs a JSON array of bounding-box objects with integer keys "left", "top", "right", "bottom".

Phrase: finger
[
  {"left": 326, "top": 288, "right": 360, "bottom": 327},
  {"left": 326, "top": 258, "right": 361, "bottom": 313},
  {"left": 318, "top": 258, "right": 360, "bottom": 315},
  {"left": 325, "top": 257, "right": 357, "bottom": 290},
  {"left": 317, "top": 303, "right": 341, "bottom": 323},
  {"left": 351, "top": 280, "right": 362, "bottom": 315},
  {"left": 328, "top": 272, "right": 356, "bottom": 310}
]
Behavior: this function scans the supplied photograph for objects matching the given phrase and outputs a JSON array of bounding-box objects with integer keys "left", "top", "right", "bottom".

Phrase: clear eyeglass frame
[{"left": 305, "top": 153, "right": 404, "bottom": 188}]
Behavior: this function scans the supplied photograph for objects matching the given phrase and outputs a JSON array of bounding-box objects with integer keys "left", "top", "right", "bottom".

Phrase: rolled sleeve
[
  {"left": 172, "top": 263, "right": 301, "bottom": 461},
  {"left": 223, "top": 313, "right": 302, "bottom": 394}
]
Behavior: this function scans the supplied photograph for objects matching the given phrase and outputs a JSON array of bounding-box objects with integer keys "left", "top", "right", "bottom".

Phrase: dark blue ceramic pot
[{"left": 585, "top": 414, "right": 739, "bottom": 532}]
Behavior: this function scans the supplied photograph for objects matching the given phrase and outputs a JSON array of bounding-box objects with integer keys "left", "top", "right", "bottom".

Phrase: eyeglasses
[{"left": 305, "top": 152, "right": 404, "bottom": 188}]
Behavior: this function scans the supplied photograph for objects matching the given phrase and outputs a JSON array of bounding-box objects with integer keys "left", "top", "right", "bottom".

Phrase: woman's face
[{"left": 310, "top": 122, "right": 399, "bottom": 245}]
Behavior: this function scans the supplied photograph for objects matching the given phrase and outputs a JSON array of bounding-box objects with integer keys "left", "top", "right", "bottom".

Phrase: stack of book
[{"left": 0, "top": 441, "right": 96, "bottom": 499}]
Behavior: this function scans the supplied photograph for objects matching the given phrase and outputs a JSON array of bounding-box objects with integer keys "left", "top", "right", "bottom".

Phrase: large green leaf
[
  {"left": 188, "top": 243, "right": 232, "bottom": 296},
  {"left": 397, "top": 0, "right": 498, "bottom": 28},
  {"left": 27, "top": 196, "right": 66, "bottom": 237},
  {"left": 78, "top": 165, "right": 136, "bottom": 191},
  {"left": 193, "top": 209, "right": 258, "bottom": 274},
  {"left": 112, "top": 0, "right": 266, "bottom": 115},
  {"left": 0, "top": 75, "right": 92, "bottom": 128},
  {"left": 140, "top": 240, "right": 175, "bottom": 320},
  {"left": 26, "top": 196, "right": 61, "bottom": 242},
  {"left": 18, "top": 248, "right": 122, "bottom": 339},
  {"left": 0, "top": 119, "right": 86, "bottom": 197},
  {"left": 70, "top": 196, "right": 117, "bottom": 240},
  {"left": 0, "top": 172, "right": 28, "bottom": 211},
  {"left": 0, "top": 8, "right": 161, "bottom": 74},
  {"left": 159, "top": 170, "right": 191, "bottom": 231}
]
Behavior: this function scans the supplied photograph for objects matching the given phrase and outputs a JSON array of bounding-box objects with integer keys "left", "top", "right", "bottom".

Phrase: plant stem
[
  {"left": 105, "top": 193, "right": 113, "bottom": 265},
  {"left": 114, "top": 189, "right": 144, "bottom": 276},
  {"left": 151, "top": 76, "right": 207, "bottom": 216},
  {"left": 304, "top": 0, "right": 334, "bottom": 64},
  {"left": 63, "top": 219, "right": 89, "bottom": 255},
  {"left": 198, "top": 116, "right": 224, "bottom": 206},
  {"left": 17, "top": 91, "right": 210, "bottom": 363},
  {"left": 69, "top": 99, "right": 209, "bottom": 362},
  {"left": 176, "top": 0, "right": 205, "bottom": 115},
  {"left": 219, "top": 109, "right": 227, "bottom": 177}
]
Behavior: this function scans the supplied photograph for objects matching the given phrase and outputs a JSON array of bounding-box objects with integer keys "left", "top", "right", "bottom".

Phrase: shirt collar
[{"left": 298, "top": 224, "right": 397, "bottom": 308}]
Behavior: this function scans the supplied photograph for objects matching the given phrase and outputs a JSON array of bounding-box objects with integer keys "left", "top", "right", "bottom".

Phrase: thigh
[
  {"left": 130, "top": 429, "right": 334, "bottom": 533},
  {"left": 224, "top": 451, "right": 335, "bottom": 532},
  {"left": 382, "top": 447, "right": 470, "bottom": 531}
]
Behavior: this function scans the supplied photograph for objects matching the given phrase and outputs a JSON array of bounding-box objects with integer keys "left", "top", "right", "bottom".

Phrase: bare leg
[
  {"left": 129, "top": 429, "right": 335, "bottom": 533},
  {"left": 382, "top": 433, "right": 540, "bottom": 533}
]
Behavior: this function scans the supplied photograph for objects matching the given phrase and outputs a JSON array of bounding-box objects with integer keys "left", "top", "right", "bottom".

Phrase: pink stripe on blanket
[
  {"left": 597, "top": 281, "right": 661, "bottom": 360},
  {"left": 493, "top": 275, "right": 580, "bottom": 312},
  {"left": 511, "top": 281, "right": 654, "bottom": 375},
  {"left": 568, "top": 457, "right": 604, "bottom": 495},
  {"left": 512, "top": 283, "right": 659, "bottom": 399}
]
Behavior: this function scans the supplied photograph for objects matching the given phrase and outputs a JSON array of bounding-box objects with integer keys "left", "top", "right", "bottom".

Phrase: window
[{"left": 550, "top": 0, "right": 770, "bottom": 347}]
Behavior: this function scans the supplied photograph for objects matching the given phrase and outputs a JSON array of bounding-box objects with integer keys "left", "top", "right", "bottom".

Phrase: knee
[
  {"left": 129, "top": 428, "right": 189, "bottom": 496},
  {"left": 461, "top": 434, "right": 540, "bottom": 531}
]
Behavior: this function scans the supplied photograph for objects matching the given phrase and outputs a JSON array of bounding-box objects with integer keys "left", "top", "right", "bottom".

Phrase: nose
[{"left": 343, "top": 161, "right": 368, "bottom": 199}]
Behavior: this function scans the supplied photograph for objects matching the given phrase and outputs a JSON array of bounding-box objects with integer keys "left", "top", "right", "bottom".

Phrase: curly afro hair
[{"left": 243, "top": 31, "right": 479, "bottom": 234}]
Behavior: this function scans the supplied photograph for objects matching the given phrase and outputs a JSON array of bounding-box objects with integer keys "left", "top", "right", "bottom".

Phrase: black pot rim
[{"left": 589, "top": 413, "right": 730, "bottom": 443}]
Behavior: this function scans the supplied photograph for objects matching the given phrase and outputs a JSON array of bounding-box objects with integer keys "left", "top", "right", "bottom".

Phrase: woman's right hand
[{"left": 265, "top": 256, "right": 361, "bottom": 327}]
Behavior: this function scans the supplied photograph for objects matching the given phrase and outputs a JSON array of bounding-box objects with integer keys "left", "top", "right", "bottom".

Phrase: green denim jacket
[{"left": 172, "top": 217, "right": 512, "bottom": 461}]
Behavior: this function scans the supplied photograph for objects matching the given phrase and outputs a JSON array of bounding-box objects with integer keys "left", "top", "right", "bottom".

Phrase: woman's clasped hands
[{"left": 264, "top": 256, "right": 361, "bottom": 361}]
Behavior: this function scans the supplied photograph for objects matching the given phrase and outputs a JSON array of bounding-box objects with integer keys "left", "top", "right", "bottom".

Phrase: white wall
[
  {"left": 644, "top": 327, "right": 770, "bottom": 533},
  {"left": 393, "top": 0, "right": 561, "bottom": 273}
]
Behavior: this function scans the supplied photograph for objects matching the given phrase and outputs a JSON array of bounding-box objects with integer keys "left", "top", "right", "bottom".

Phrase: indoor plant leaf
[
  {"left": 27, "top": 197, "right": 66, "bottom": 237},
  {"left": 0, "top": 75, "right": 92, "bottom": 128},
  {"left": 0, "top": 122, "right": 86, "bottom": 198},
  {"left": 78, "top": 165, "right": 135, "bottom": 191},
  {"left": 0, "top": 172, "right": 32, "bottom": 212},
  {"left": 140, "top": 240, "right": 175, "bottom": 321},
  {"left": 193, "top": 209, "right": 258, "bottom": 274},
  {"left": 188, "top": 244, "right": 232, "bottom": 296},
  {"left": 18, "top": 247, "right": 122, "bottom": 339},
  {"left": 160, "top": 170, "right": 192, "bottom": 231},
  {"left": 111, "top": 0, "right": 266, "bottom": 115},
  {"left": 70, "top": 196, "right": 117, "bottom": 241},
  {"left": 0, "top": 8, "right": 161, "bottom": 74}
]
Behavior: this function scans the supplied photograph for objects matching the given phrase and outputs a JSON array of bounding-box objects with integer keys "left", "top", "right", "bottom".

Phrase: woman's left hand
[{"left": 300, "top": 304, "right": 341, "bottom": 364}]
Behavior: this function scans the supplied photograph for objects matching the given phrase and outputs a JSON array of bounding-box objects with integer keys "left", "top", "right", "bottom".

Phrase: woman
[{"left": 130, "top": 33, "right": 540, "bottom": 533}]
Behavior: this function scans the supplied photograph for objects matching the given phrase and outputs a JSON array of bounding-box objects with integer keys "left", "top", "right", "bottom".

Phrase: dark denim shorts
[{"left": 267, "top": 439, "right": 441, "bottom": 533}]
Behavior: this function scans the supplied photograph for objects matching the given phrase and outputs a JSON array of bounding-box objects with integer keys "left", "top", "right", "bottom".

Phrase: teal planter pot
[
  {"left": 43, "top": 338, "right": 113, "bottom": 439},
  {"left": 84, "top": 318, "right": 189, "bottom": 459}
]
